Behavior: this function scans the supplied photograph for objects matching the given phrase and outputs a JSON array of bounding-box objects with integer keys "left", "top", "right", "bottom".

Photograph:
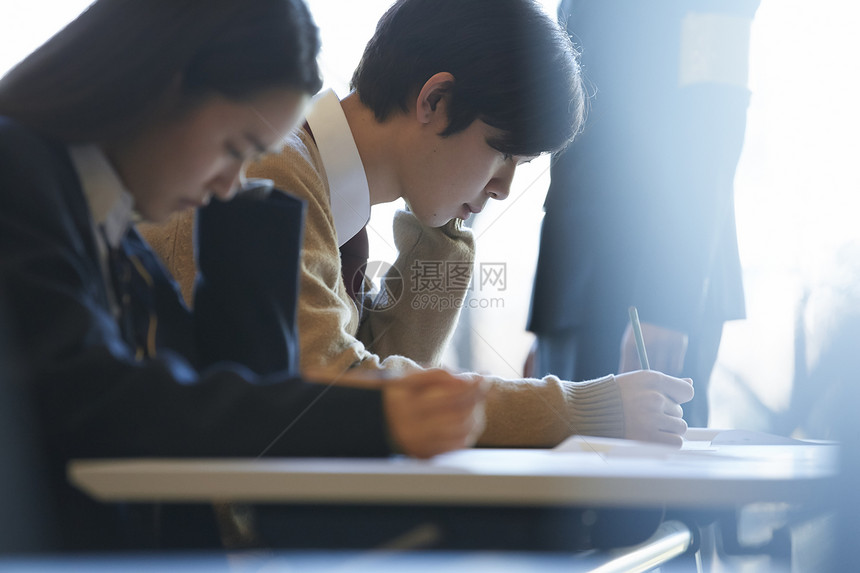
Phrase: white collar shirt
[
  {"left": 305, "top": 89, "right": 371, "bottom": 247},
  {"left": 68, "top": 145, "right": 135, "bottom": 317}
]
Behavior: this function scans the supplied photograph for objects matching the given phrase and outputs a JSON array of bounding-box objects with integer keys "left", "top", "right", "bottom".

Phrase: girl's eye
[{"left": 502, "top": 153, "right": 513, "bottom": 162}]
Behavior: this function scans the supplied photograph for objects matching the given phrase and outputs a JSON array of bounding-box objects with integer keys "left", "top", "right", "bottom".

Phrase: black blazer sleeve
[
  {"left": 193, "top": 190, "right": 304, "bottom": 376},
  {"left": 0, "top": 117, "right": 391, "bottom": 462}
]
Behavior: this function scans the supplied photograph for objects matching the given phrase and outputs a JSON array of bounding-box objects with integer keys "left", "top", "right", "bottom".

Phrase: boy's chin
[
  {"left": 407, "top": 203, "right": 459, "bottom": 228},
  {"left": 412, "top": 211, "right": 445, "bottom": 228}
]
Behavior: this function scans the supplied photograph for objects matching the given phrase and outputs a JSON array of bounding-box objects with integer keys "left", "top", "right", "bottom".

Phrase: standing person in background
[
  {"left": 528, "top": 0, "right": 758, "bottom": 427},
  {"left": 0, "top": 0, "right": 485, "bottom": 550}
]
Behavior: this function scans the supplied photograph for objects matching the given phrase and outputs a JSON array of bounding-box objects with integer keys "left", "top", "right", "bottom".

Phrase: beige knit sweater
[{"left": 139, "top": 128, "right": 626, "bottom": 447}]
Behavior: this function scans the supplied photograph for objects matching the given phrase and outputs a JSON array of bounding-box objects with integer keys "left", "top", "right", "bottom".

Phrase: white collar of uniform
[
  {"left": 305, "top": 89, "right": 371, "bottom": 247},
  {"left": 68, "top": 145, "right": 136, "bottom": 249}
]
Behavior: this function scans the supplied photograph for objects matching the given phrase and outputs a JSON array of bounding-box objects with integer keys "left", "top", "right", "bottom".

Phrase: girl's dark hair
[
  {"left": 351, "top": 0, "right": 585, "bottom": 156},
  {"left": 0, "top": 0, "right": 322, "bottom": 143}
]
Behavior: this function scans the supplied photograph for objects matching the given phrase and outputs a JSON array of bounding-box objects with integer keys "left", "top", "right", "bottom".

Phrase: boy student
[
  {"left": 0, "top": 0, "right": 485, "bottom": 549},
  {"left": 144, "top": 0, "right": 693, "bottom": 448}
]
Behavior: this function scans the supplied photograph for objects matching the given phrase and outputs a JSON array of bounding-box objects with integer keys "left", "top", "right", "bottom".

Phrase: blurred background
[{"left": 5, "top": 0, "right": 858, "bottom": 437}]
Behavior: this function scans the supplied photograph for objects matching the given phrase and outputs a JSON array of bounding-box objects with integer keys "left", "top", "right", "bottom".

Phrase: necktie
[
  {"left": 340, "top": 227, "right": 369, "bottom": 304},
  {"left": 102, "top": 228, "right": 158, "bottom": 360}
]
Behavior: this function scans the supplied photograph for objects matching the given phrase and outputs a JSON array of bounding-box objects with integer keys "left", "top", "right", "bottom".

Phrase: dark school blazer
[{"left": 0, "top": 117, "right": 390, "bottom": 548}]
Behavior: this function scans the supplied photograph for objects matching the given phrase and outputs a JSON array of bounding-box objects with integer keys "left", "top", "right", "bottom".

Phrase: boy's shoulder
[
  {"left": 248, "top": 127, "right": 328, "bottom": 200},
  {"left": 283, "top": 127, "right": 322, "bottom": 168}
]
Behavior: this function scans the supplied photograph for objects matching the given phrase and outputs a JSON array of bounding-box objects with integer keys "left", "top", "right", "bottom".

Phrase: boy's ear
[{"left": 415, "top": 72, "right": 455, "bottom": 125}]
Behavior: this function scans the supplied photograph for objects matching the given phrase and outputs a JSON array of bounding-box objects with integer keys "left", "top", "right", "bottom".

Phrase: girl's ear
[{"left": 414, "top": 72, "right": 455, "bottom": 126}]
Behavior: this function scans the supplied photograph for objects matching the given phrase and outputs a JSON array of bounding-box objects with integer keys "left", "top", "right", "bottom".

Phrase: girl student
[{"left": 0, "top": 0, "right": 485, "bottom": 549}]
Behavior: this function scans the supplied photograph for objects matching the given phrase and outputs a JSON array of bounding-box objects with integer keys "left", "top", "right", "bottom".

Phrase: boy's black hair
[{"left": 351, "top": 0, "right": 584, "bottom": 156}]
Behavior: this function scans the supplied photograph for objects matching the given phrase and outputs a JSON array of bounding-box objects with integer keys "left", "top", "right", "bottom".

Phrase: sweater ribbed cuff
[{"left": 560, "top": 374, "right": 625, "bottom": 439}]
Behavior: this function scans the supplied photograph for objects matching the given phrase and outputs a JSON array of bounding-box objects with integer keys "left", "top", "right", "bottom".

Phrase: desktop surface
[{"left": 68, "top": 437, "right": 837, "bottom": 510}]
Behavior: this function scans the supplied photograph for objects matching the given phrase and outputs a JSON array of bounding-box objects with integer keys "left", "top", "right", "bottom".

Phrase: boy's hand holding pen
[
  {"left": 619, "top": 309, "right": 689, "bottom": 376},
  {"left": 612, "top": 307, "right": 694, "bottom": 446}
]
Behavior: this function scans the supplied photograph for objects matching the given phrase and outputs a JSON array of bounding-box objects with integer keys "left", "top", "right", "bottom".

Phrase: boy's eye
[{"left": 502, "top": 153, "right": 513, "bottom": 162}]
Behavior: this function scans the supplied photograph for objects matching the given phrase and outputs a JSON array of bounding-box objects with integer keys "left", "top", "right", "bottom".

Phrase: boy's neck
[{"left": 340, "top": 92, "right": 404, "bottom": 206}]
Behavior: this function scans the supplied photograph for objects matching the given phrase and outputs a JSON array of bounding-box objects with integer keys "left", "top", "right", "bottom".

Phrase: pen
[{"left": 628, "top": 306, "right": 650, "bottom": 370}]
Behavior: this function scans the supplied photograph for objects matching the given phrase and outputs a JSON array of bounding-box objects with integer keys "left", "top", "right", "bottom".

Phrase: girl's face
[{"left": 111, "top": 88, "right": 307, "bottom": 223}]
